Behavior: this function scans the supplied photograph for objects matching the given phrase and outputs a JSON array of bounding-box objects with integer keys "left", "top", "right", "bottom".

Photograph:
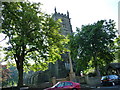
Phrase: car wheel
[
  {"left": 72, "top": 88, "right": 77, "bottom": 90},
  {"left": 112, "top": 82, "right": 115, "bottom": 86}
]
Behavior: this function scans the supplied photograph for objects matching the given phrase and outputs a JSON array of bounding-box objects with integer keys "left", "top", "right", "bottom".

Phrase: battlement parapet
[
  {"left": 54, "top": 7, "right": 69, "bottom": 18},
  {"left": 54, "top": 12, "right": 69, "bottom": 18}
]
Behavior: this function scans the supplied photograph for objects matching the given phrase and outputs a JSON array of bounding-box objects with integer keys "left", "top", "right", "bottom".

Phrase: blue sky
[{"left": 30, "top": 0, "right": 119, "bottom": 32}]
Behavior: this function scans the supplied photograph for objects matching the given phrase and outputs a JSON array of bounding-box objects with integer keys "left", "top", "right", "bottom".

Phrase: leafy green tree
[
  {"left": 2, "top": 2, "right": 68, "bottom": 87},
  {"left": 1, "top": 65, "right": 12, "bottom": 87},
  {"left": 115, "top": 36, "right": 120, "bottom": 62},
  {"left": 8, "top": 66, "right": 18, "bottom": 86},
  {"left": 69, "top": 20, "right": 117, "bottom": 76}
]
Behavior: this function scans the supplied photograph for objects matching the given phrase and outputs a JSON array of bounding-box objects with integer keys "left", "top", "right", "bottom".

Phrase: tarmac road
[{"left": 92, "top": 85, "right": 120, "bottom": 90}]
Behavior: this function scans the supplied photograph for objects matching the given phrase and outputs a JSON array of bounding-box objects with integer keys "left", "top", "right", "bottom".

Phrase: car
[
  {"left": 117, "top": 75, "right": 120, "bottom": 84},
  {"left": 101, "top": 75, "right": 120, "bottom": 86},
  {"left": 44, "top": 81, "right": 80, "bottom": 90}
]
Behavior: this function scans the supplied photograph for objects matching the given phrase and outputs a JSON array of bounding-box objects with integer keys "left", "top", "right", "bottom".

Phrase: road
[{"left": 92, "top": 85, "right": 120, "bottom": 90}]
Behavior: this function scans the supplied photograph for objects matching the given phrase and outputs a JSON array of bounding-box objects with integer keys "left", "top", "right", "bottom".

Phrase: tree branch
[{"left": 25, "top": 47, "right": 38, "bottom": 55}]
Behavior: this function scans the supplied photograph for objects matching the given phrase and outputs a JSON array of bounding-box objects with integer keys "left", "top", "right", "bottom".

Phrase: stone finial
[
  {"left": 67, "top": 10, "right": 69, "bottom": 18},
  {"left": 54, "top": 7, "right": 57, "bottom": 13}
]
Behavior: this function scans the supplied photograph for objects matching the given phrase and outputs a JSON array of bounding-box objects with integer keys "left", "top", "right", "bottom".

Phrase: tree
[
  {"left": 115, "top": 36, "right": 120, "bottom": 62},
  {"left": 1, "top": 65, "right": 12, "bottom": 87},
  {"left": 68, "top": 20, "right": 117, "bottom": 76},
  {"left": 2, "top": 2, "right": 68, "bottom": 87}
]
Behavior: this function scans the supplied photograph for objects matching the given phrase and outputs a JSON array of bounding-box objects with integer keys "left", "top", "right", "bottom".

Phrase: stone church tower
[
  {"left": 24, "top": 8, "right": 74, "bottom": 85},
  {"left": 52, "top": 7, "right": 73, "bottom": 35},
  {"left": 48, "top": 8, "right": 73, "bottom": 78}
]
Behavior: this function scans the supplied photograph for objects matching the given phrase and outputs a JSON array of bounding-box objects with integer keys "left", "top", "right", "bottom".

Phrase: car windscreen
[
  {"left": 101, "top": 76, "right": 107, "bottom": 80},
  {"left": 108, "top": 75, "right": 118, "bottom": 79}
]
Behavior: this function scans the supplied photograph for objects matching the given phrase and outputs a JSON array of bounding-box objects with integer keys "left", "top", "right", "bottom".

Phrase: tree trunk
[
  {"left": 93, "top": 53, "right": 101, "bottom": 77},
  {"left": 18, "top": 62, "right": 23, "bottom": 87},
  {"left": 17, "top": 57, "right": 24, "bottom": 87},
  {"left": 95, "top": 65, "right": 101, "bottom": 77},
  {"left": 17, "top": 45, "right": 25, "bottom": 87}
]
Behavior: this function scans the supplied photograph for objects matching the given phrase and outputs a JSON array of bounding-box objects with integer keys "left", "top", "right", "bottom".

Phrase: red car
[{"left": 44, "top": 81, "right": 80, "bottom": 90}]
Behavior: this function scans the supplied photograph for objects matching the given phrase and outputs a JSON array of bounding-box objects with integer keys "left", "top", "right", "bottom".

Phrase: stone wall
[
  {"left": 51, "top": 76, "right": 101, "bottom": 86},
  {"left": 85, "top": 76, "right": 101, "bottom": 86},
  {"left": 76, "top": 76, "right": 86, "bottom": 84}
]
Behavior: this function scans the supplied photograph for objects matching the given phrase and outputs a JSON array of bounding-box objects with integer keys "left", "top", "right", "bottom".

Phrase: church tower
[
  {"left": 52, "top": 7, "right": 73, "bottom": 35},
  {"left": 48, "top": 8, "right": 73, "bottom": 78}
]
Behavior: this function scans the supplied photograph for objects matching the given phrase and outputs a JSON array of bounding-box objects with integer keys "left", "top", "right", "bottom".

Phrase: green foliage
[
  {"left": 68, "top": 20, "right": 117, "bottom": 75},
  {"left": 2, "top": 1, "right": 68, "bottom": 71},
  {"left": 2, "top": 1, "right": 68, "bottom": 86},
  {"left": 2, "top": 65, "right": 18, "bottom": 87},
  {"left": 114, "top": 36, "right": 120, "bottom": 62},
  {"left": 87, "top": 72, "right": 96, "bottom": 77},
  {"left": 1, "top": 65, "right": 12, "bottom": 87}
]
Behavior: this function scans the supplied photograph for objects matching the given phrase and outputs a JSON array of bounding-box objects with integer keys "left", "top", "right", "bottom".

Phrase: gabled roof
[{"left": 109, "top": 63, "right": 120, "bottom": 69}]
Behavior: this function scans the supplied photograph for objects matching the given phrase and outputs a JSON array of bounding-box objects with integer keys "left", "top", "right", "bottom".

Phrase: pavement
[
  {"left": 81, "top": 84, "right": 120, "bottom": 90},
  {"left": 80, "top": 84, "right": 101, "bottom": 89}
]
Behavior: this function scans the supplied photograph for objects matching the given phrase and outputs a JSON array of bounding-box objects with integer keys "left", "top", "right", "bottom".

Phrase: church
[
  {"left": 24, "top": 8, "right": 73, "bottom": 85},
  {"left": 48, "top": 8, "right": 73, "bottom": 78},
  {"left": 52, "top": 7, "right": 73, "bottom": 35}
]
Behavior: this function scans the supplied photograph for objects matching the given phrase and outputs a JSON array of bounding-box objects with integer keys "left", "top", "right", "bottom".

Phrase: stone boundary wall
[
  {"left": 51, "top": 76, "right": 101, "bottom": 86},
  {"left": 85, "top": 76, "right": 101, "bottom": 86}
]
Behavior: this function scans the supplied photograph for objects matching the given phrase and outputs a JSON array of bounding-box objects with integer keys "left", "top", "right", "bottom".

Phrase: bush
[{"left": 88, "top": 73, "right": 96, "bottom": 77}]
